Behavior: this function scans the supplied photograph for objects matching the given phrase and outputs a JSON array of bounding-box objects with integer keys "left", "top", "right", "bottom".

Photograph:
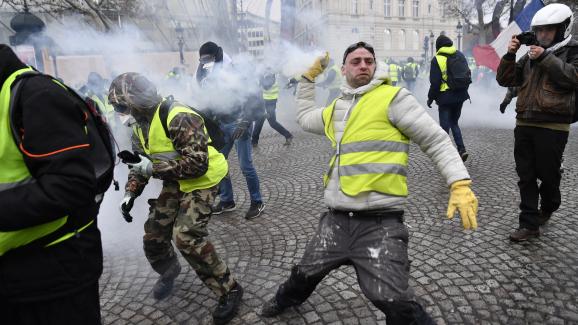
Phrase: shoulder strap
[
  {"left": 9, "top": 70, "right": 43, "bottom": 145},
  {"left": 159, "top": 95, "right": 175, "bottom": 138}
]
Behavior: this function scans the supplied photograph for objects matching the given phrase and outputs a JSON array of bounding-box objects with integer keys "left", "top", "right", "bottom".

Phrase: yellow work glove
[
  {"left": 447, "top": 179, "right": 478, "bottom": 230},
  {"left": 302, "top": 52, "right": 330, "bottom": 82}
]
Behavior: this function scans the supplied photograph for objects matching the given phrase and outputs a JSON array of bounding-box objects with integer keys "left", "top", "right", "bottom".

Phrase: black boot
[
  {"left": 213, "top": 282, "right": 244, "bottom": 325},
  {"left": 152, "top": 261, "right": 181, "bottom": 300},
  {"left": 261, "top": 297, "right": 287, "bottom": 317}
]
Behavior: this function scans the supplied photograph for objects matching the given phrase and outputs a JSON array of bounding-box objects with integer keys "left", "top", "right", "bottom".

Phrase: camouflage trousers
[{"left": 143, "top": 181, "right": 235, "bottom": 297}]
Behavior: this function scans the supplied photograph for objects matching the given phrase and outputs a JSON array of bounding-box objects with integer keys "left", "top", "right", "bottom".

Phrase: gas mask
[{"left": 202, "top": 61, "right": 215, "bottom": 74}]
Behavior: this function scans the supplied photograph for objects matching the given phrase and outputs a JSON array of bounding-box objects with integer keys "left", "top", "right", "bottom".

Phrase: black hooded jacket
[{"left": 0, "top": 45, "right": 103, "bottom": 302}]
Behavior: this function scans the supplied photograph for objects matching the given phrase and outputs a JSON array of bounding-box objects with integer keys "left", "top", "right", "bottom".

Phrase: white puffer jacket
[{"left": 296, "top": 62, "right": 470, "bottom": 211}]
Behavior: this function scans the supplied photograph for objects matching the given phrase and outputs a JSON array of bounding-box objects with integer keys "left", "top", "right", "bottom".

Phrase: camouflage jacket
[{"left": 125, "top": 111, "right": 209, "bottom": 196}]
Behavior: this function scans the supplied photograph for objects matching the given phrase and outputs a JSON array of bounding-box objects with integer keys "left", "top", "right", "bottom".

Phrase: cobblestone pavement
[{"left": 99, "top": 124, "right": 578, "bottom": 325}]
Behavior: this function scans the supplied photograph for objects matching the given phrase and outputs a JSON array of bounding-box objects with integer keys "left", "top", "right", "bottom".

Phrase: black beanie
[{"left": 435, "top": 35, "right": 453, "bottom": 51}]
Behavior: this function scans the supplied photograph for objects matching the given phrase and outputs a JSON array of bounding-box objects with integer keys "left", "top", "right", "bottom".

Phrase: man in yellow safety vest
[
  {"left": 261, "top": 41, "right": 478, "bottom": 324},
  {"left": 0, "top": 44, "right": 106, "bottom": 324},
  {"left": 109, "top": 72, "right": 243, "bottom": 325}
]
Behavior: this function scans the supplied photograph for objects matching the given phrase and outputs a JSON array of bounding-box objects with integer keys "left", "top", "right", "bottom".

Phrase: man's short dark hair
[{"left": 343, "top": 42, "right": 376, "bottom": 64}]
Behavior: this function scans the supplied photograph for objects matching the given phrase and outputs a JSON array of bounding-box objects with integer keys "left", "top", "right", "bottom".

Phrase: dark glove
[
  {"left": 232, "top": 120, "right": 250, "bottom": 140},
  {"left": 119, "top": 193, "right": 136, "bottom": 223},
  {"left": 427, "top": 98, "right": 433, "bottom": 108},
  {"left": 499, "top": 102, "right": 508, "bottom": 114},
  {"left": 286, "top": 78, "right": 298, "bottom": 89},
  {"left": 118, "top": 150, "right": 141, "bottom": 164}
]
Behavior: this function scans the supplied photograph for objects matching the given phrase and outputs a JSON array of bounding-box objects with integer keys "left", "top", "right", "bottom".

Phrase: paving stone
[{"left": 98, "top": 127, "right": 578, "bottom": 324}]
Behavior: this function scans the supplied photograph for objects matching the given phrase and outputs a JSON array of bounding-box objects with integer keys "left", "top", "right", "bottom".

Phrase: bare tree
[
  {"left": 1, "top": 0, "right": 142, "bottom": 31},
  {"left": 442, "top": 0, "right": 526, "bottom": 44}
]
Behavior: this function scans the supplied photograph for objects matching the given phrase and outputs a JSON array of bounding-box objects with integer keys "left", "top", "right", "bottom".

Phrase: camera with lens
[{"left": 516, "top": 31, "right": 538, "bottom": 46}]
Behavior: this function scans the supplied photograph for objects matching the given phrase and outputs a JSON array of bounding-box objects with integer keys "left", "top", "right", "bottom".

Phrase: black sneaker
[
  {"left": 245, "top": 201, "right": 265, "bottom": 220},
  {"left": 283, "top": 136, "right": 293, "bottom": 146},
  {"left": 212, "top": 201, "right": 236, "bottom": 215},
  {"left": 459, "top": 151, "right": 469, "bottom": 162},
  {"left": 261, "top": 297, "right": 287, "bottom": 317},
  {"left": 213, "top": 282, "right": 244, "bottom": 325},
  {"left": 509, "top": 228, "right": 540, "bottom": 242},
  {"left": 153, "top": 262, "right": 181, "bottom": 300}
]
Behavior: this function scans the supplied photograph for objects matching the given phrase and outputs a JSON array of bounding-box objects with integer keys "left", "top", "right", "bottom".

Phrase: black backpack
[
  {"left": 439, "top": 52, "right": 472, "bottom": 91},
  {"left": 403, "top": 64, "right": 417, "bottom": 80},
  {"left": 159, "top": 96, "right": 225, "bottom": 151},
  {"left": 10, "top": 71, "right": 116, "bottom": 196}
]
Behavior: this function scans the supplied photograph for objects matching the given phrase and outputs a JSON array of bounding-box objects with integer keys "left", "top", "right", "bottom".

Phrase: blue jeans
[
  {"left": 219, "top": 122, "right": 262, "bottom": 204},
  {"left": 438, "top": 102, "right": 466, "bottom": 153}
]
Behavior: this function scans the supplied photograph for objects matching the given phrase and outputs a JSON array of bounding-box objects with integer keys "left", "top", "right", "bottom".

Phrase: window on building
[
  {"left": 413, "top": 30, "right": 419, "bottom": 49},
  {"left": 440, "top": 3, "right": 446, "bottom": 18},
  {"left": 412, "top": 0, "right": 419, "bottom": 17},
  {"left": 352, "top": 0, "right": 359, "bottom": 15},
  {"left": 369, "top": 0, "right": 373, "bottom": 9},
  {"left": 384, "top": 29, "right": 392, "bottom": 50},
  {"left": 400, "top": 29, "right": 406, "bottom": 49},
  {"left": 384, "top": 0, "right": 391, "bottom": 17},
  {"left": 398, "top": 0, "right": 405, "bottom": 17}
]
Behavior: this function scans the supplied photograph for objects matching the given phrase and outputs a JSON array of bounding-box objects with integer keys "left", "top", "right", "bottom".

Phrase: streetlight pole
[
  {"left": 175, "top": 23, "right": 185, "bottom": 65},
  {"left": 430, "top": 31, "right": 435, "bottom": 58},
  {"left": 456, "top": 21, "right": 463, "bottom": 52}
]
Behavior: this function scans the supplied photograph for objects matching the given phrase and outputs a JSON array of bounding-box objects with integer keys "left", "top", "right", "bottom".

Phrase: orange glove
[
  {"left": 302, "top": 52, "right": 330, "bottom": 82},
  {"left": 447, "top": 179, "right": 478, "bottom": 230}
]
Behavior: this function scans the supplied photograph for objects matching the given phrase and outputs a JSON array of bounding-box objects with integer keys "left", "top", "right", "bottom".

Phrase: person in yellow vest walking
[
  {"left": 427, "top": 35, "right": 471, "bottom": 162},
  {"left": 108, "top": 72, "right": 243, "bottom": 325},
  {"left": 260, "top": 42, "right": 478, "bottom": 324},
  {"left": 252, "top": 71, "right": 293, "bottom": 146},
  {"left": 0, "top": 45, "right": 106, "bottom": 324},
  {"left": 388, "top": 59, "right": 401, "bottom": 86},
  {"left": 317, "top": 58, "right": 342, "bottom": 105},
  {"left": 402, "top": 57, "right": 419, "bottom": 91}
]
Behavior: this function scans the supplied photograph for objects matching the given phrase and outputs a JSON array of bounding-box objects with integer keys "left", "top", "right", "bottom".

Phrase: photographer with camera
[{"left": 496, "top": 3, "right": 577, "bottom": 242}]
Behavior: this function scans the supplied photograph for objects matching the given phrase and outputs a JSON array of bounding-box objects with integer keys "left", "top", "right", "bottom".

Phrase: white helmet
[{"left": 531, "top": 3, "right": 574, "bottom": 40}]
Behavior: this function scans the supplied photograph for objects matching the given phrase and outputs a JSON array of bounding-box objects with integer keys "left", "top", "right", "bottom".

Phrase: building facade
[
  {"left": 238, "top": 11, "right": 281, "bottom": 58},
  {"left": 295, "top": 0, "right": 462, "bottom": 63}
]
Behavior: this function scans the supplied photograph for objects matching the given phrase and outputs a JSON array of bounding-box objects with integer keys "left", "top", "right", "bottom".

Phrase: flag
[{"left": 472, "top": 0, "right": 544, "bottom": 72}]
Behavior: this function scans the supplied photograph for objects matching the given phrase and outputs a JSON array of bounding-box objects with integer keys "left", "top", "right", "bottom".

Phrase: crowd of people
[{"left": 0, "top": 3, "right": 575, "bottom": 325}]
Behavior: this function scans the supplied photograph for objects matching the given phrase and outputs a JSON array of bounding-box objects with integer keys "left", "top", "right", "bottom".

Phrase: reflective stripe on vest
[
  {"left": 321, "top": 84, "right": 409, "bottom": 197},
  {"left": 0, "top": 67, "right": 93, "bottom": 256},
  {"left": 435, "top": 46, "right": 457, "bottom": 92},
  {"left": 134, "top": 100, "right": 228, "bottom": 193},
  {"left": 263, "top": 81, "right": 279, "bottom": 100},
  {"left": 389, "top": 64, "right": 399, "bottom": 81}
]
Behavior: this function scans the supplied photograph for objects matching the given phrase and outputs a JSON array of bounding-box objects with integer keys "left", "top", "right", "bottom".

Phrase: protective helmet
[
  {"left": 531, "top": 3, "right": 574, "bottom": 42},
  {"left": 108, "top": 72, "right": 161, "bottom": 115}
]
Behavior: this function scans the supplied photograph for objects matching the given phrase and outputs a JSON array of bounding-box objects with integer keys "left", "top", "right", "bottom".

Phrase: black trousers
[
  {"left": 252, "top": 99, "right": 292, "bottom": 144},
  {"left": 514, "top": 126, "right": 568, "bottom": 230},
  {"left": 274, "top": 209, "right": 435, "bottom": 325},
  {"left": 1, "top": 280, "right": 101, "bottom": 325}
]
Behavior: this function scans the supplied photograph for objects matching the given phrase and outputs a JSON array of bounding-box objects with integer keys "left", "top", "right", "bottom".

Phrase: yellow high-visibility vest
[
  {"left": 435, "top": 46, "right": 457, "bottom": 92},
  {"left": 321, "top": 84, "right": 409, "bottom": 197},
  {"left": 134, "top": 100, "right": 228, "bottom": 193},
  {"left": 389, "top": 64, "right": 399, "bottom": 82},
  {"left": 263, "top": 81, "right": 279, "bottom": 100},
  {"left": 0, "top": 67, "right": 93, "bottom": 256}
]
